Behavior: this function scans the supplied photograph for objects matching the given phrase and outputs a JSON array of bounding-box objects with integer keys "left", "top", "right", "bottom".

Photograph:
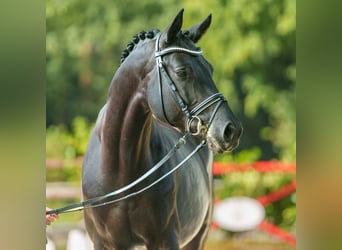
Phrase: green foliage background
[{"left": 46, "top": 0, "right": 296, "bottom": 235}]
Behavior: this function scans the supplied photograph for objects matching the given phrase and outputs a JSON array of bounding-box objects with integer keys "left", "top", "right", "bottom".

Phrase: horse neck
[{"left": 101, "top": 47, "right": 155, "bottom": 185}]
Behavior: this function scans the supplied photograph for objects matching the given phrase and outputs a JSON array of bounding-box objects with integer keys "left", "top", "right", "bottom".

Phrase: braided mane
[{"left": 120, "top": 28, "right": 160, "bottom": 64}]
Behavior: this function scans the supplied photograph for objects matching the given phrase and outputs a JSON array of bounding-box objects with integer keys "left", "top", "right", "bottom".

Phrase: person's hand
[{"left": 46, "top": 207, "right": 58, "bottom": 225}]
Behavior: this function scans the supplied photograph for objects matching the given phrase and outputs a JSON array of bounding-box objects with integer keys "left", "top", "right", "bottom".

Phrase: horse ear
[
  {"left": 163, "top": 9, "right": 184, "bottom": 45},
  {"left": 184, "top": 14, "right": 212, "bottom": 43}
]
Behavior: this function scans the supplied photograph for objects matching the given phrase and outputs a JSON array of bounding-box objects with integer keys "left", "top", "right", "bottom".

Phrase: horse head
[{"left": 147, "top": 9, "right": 242, "bottom": 153}]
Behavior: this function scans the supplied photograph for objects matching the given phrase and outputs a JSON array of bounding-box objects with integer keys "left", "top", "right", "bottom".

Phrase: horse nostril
[{"left": 224, "top": 123, "right": 235, "bottom": 142}]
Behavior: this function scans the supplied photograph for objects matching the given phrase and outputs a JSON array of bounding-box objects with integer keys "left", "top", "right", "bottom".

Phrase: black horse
[{"left": 82, "top": 9, "right": 242, "bottom": 250}]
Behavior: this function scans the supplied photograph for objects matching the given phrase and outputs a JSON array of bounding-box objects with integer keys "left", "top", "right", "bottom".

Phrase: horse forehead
[{"left": 168, "top": 53, "right": 213, "bottom": 76}]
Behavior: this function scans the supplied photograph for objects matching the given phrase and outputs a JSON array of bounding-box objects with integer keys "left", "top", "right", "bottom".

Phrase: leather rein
[{"left": 46, "top": 33, "right": 225, "bottom": 215}]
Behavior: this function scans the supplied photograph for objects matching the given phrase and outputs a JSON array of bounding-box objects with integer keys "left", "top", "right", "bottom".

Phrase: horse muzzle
[
  {"left": 184, "top": 93, "right": 242, "bottom": 153},
  {"left": 207, "top": 119, "right": 243, "bottom": 153}
]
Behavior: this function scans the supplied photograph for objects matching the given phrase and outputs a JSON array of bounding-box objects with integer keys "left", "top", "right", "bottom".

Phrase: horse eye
[{"left": 175, "top": 69, "right": 187, "bottom": 78}]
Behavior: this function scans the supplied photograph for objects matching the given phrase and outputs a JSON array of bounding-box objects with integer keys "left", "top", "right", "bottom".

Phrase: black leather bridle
[{"left": 154, "top": 33, "right": 226, "bottom": 136}]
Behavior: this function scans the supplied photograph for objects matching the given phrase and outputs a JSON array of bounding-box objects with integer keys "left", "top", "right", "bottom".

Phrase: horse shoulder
[{"left": 94, "top": 104, "right": 107, "bottom": 141}]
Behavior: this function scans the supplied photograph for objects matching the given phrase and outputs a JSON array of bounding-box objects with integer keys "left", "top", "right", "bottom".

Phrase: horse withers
[{"left": 82, "top": 9, "right": 242, "bottom": 250}]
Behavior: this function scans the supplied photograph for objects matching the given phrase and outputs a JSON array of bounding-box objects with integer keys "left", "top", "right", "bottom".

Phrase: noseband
[{"left": 155, "top": 33, "right": 226, "bottom": 136}]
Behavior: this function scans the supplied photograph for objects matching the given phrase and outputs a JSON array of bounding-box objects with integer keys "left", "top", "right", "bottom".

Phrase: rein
[
  {"left": 46, "top": 132, "right": 200, "bottom": 215},
  {"left": 47, "top": 33, "right": 224, "bottom": 216}
]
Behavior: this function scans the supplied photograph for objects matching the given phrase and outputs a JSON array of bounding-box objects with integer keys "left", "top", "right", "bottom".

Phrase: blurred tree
[
  {"left": 46, "top": 0, "right": 181, "bottom": 127},
  {"left": 46, "top": 0, "right": 295, "bottom": 161},
  {"left": 181, "top": 0, "right": 296, "bottom": 161}
]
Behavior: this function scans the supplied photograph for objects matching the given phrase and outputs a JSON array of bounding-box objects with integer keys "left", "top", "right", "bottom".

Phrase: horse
[{"left": 82, "top": 9, "right": 242, "bottom": 250}]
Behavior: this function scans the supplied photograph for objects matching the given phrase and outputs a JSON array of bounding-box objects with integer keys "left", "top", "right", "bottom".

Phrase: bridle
[
  {"left": 154, "top": 33, "right": 226, "bottom": 136},
  {"left": 46, "top": 33, "right": 226, "bottom": 216}
]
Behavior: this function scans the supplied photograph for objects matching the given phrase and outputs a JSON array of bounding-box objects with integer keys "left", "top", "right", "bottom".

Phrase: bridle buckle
[{"left": 186, "top": 115, "right": 208, "bottom": 136}]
